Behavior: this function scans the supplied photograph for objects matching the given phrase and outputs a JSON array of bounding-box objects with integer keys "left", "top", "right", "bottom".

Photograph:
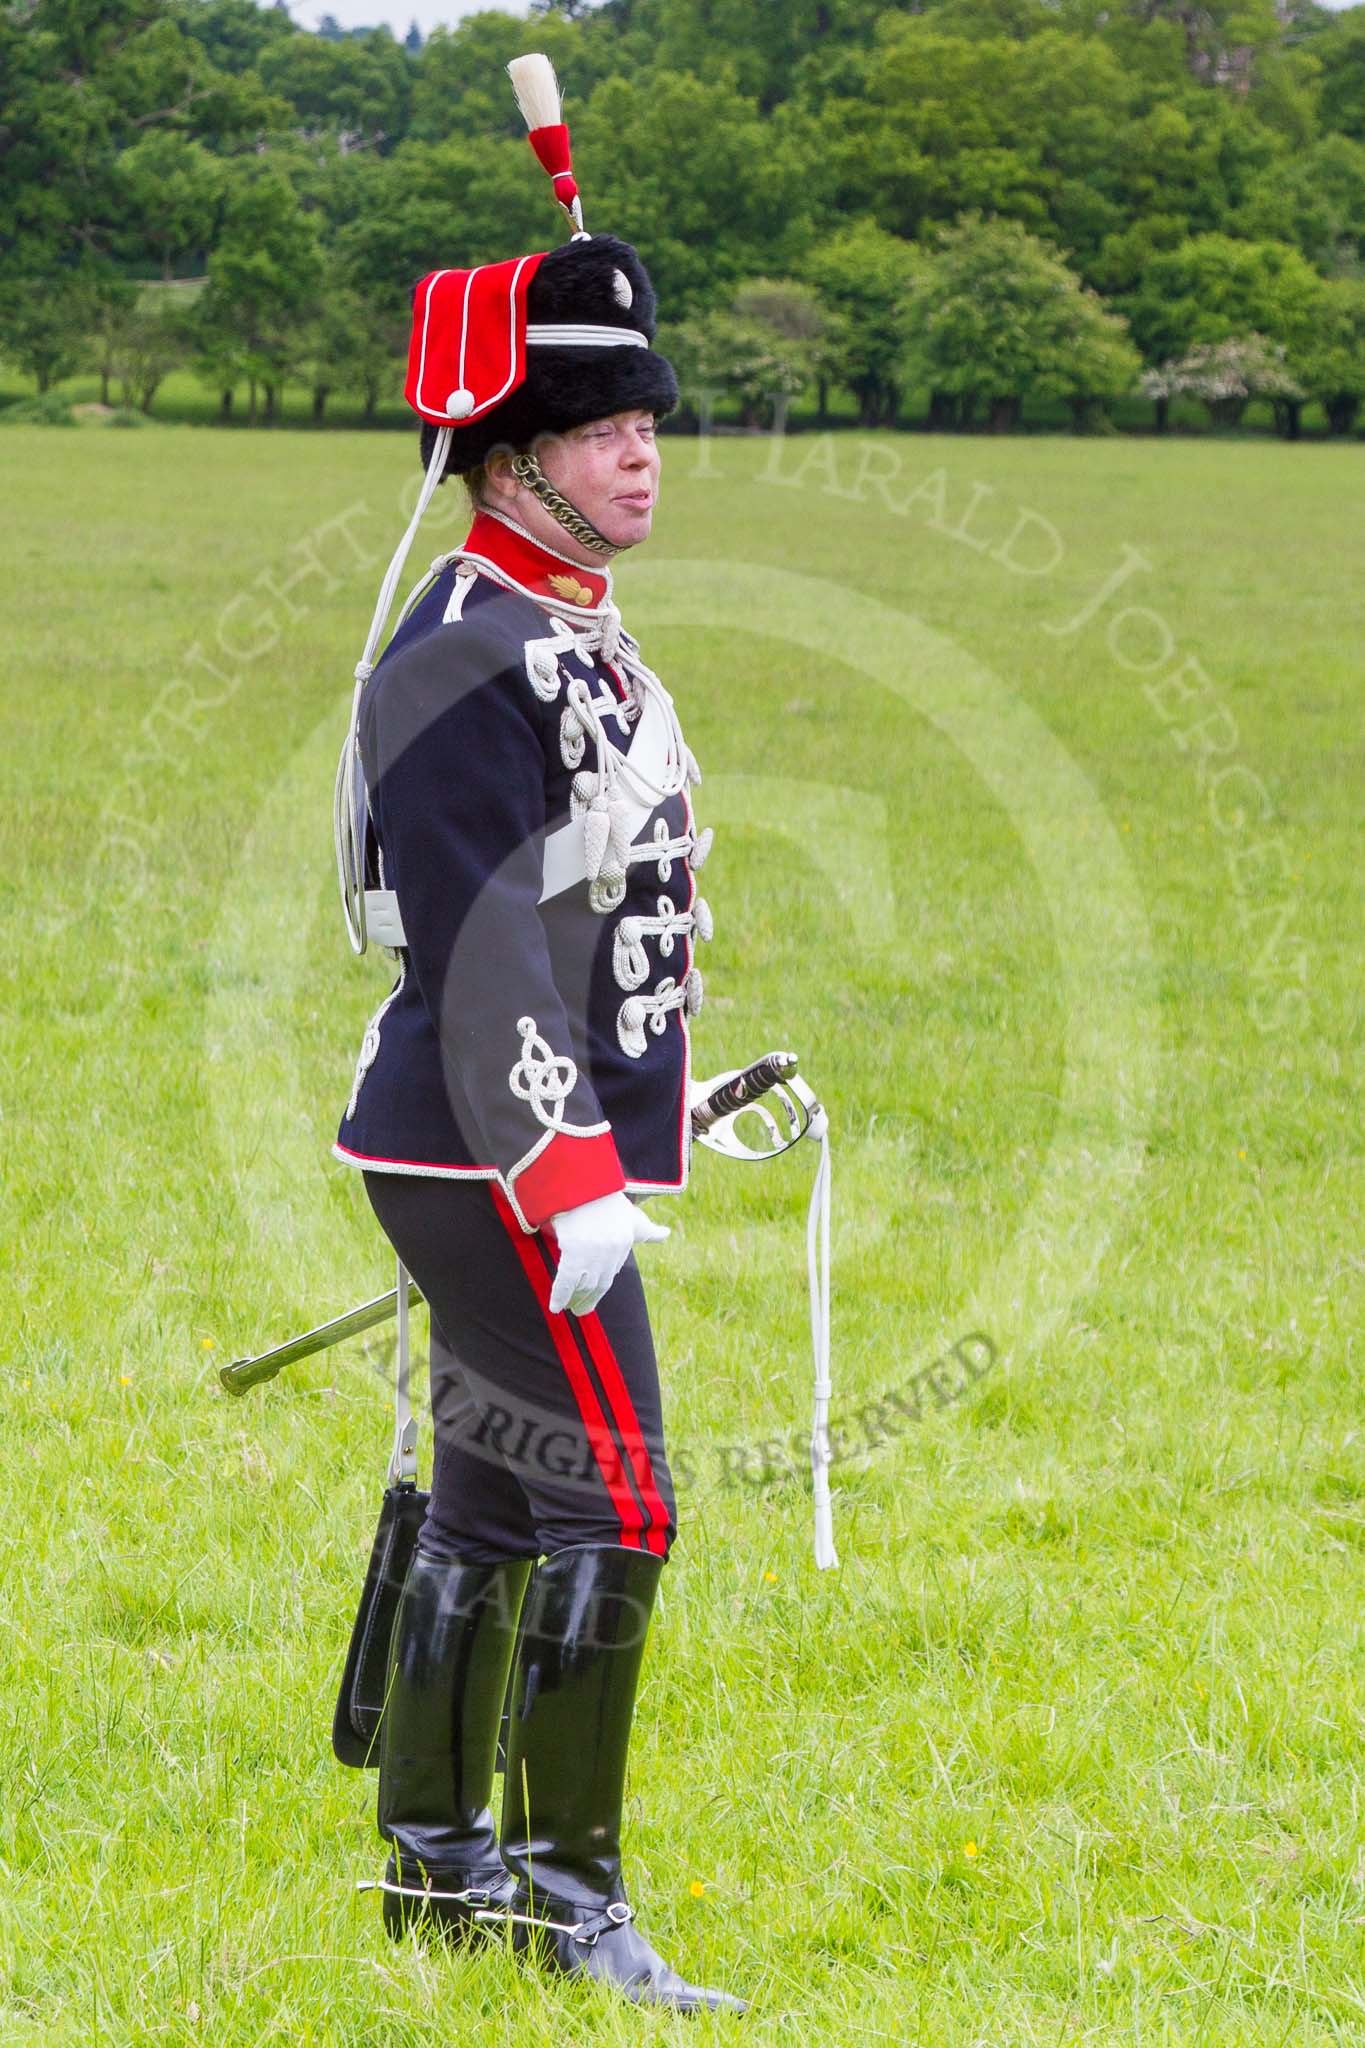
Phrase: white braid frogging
[
  {"left": 345, "top": 964, "right": 407, "bottom": 1120},
  {"left": 617, "top": 967, "right": 703, "bottom": 1060},
  {"left": 613, "top": 895, "right": 712, "bottom": 993},
  {"left": 508, "top": 1014, "right": 578, "bottom": 1132},
  {"left": 335, "top": 500, "right": 712, "bottom": 1056}
]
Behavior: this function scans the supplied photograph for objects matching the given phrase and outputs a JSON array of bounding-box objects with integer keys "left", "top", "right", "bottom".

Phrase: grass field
[{"left": 1, "top": 421, "right": 1360, "bottom": 2045}]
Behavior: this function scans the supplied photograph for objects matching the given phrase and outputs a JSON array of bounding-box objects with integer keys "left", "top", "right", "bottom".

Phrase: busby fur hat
[
  {"left": 406, "top": 52, "right": 677, "bottom": 481},
  {"left": 337, "top": 53, "right": 680, "bottom": 959},
  {"left": 417, "top": 233, "right": 678, "bottom": 479}
]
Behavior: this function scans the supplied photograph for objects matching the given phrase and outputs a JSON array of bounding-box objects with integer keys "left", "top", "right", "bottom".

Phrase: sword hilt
[{"left": 689, "top": 1051, "right": 799, "bottom": 1134}]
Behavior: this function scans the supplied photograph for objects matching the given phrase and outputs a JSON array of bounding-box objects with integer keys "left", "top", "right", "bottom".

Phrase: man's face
[{"left": 530, "top": 407, "right": 661, "bottom": 557}]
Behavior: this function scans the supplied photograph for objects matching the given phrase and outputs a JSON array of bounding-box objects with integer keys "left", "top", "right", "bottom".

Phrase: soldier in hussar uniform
[{"left": 329, "top": 55, "right": 745, "bottom": 2016}]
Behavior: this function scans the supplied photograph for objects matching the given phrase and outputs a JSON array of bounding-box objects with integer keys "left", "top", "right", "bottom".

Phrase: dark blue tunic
[{"left": 333, "top": 512, "right": 711, "bottom": 1232}]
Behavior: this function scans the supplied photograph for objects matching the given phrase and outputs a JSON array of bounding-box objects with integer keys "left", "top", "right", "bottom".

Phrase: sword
[
  {"left": 220, "top": 1281, "right": 423, "bottom": 1395},
  {"left": 220, "top": 1050, "right": 802, "bottom": 1397}
]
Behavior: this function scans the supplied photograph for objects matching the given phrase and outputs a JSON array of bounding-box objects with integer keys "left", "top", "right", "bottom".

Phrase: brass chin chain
[{"left": 510, "top": 450, "right": 618, "bottom": 556}]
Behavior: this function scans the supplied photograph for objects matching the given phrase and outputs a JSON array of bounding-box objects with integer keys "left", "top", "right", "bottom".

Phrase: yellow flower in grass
[
  {"left": 201, "top": 1337, "right": 215, "bottom": 1350},
  {"left": 963, "top": 1841, "right": 978, "bottom": 1859},
  {"left": 118, "top": 1375, "right": 132, "bottom": 1386},
  {"left": 689, "top": 1881, "right": 707, "bottom": 1897},
  {"left": 763, "top": 1571, "right": 778, "bottom": 1584}
]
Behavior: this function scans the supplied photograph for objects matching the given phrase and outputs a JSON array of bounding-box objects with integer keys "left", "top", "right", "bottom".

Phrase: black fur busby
[{"left": 419, "top": 234, "right": 678, "bottom": 480}]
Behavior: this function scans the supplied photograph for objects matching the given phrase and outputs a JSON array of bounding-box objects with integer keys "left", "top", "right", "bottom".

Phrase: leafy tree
[
  {"left": 1089, "top": 210, "right": 1194, "bottom": 300},
  {"left": 730, "top": 278, "right": 826, "bottom": 344},
  {"left": 1097, "top": 0, "right": 1287, "bottom": 92},
  {"left": 330, "top": 139, "right": 550, "bottom": 325},
  {"left": 0, "top": 0, "right": 287, "bottom": 281},
  {"left": 1316, "top": 13, "right": 1365, "bottom": 143},
  {"left": 736, "top": 276, "right": 831, "bottom": 417},
  {"left": 561, "top": 0, "right": 881, "bottom": 113},
  {"left": 180, "top": 0, "right": 298, "bottom": 77},
  {"left": 337, "top": 299, "right": 408, "bottom": 422},
  {"left": 802, "top": 219, "right": 919, "bottom": 426},
  {"left": 195, "top": 163, "right": 322, "bottom": 421},
  {"left": 110, "top": 292, "right": 194, "bottom": 411},
  {"left": 572, "top": 69, "right": 814, "bottom": 312},
  {"left": 1295, "top": 276, "right": 1365, "bottom": 436},
  {"left": 258, "top": 27, "right": 412, "bottom": 148},
  {"left": 1124, "top": 232, "right": 1329, "bottom": 366},
  {"left": 1235, "top": 133, "right": 1365, "bottom": 272},
  {"left": 0, "top": 282, "right": 84, "bottom": 392},
  {"left": 662, "top": 278, "right": 822, "bottom": 426},
  {"left": 2, "top": 0, "right": 1361, "bottom": 444},
  {"left": 902, "top": 213, "right": 1140, "bottom": 429},
  {"left": 84, "top": 274, "right": 141, "bottom": 405},
  {"left": 408, "top": 12, "right": 590, "bottom": 146},
  {"left": 791, "top": 22, "right": 1135, "bottom": 272},
  {"left": 115, "top": 133, "right": 225, "bottom": 280},
  {"left": 296, "top": 289, "right": 406, "bottom": 422}
]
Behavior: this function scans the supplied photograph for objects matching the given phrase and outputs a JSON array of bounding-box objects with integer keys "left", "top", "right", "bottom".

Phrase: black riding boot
[
  {"left": 375, "top": 1548, "right": 532, "bottom": 1943},
  {"left": 499, "top": 1543, "right": 748, "bottom": 2014}
]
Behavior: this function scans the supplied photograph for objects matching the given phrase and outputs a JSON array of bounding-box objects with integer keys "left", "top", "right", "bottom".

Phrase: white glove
[{"left": 546, "top": 1190, "right": 671, "bottom": 1317}]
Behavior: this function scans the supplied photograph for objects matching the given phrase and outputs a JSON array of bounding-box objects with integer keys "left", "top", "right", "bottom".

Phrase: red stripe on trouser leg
[
  {"left": 574, "top": 1310, "right": 671, "bottom": 1558},
  {"left": 527, "top": 1220, "right": 670, "bottom": 1558},
  {"left": 488, "top": 1183, "right": 646, "bottom": 1550}
]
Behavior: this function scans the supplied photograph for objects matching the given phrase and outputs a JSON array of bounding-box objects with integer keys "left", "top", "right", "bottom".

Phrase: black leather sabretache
[{"left": 332, "top": 1481, "right": 432, "bottom": 1768}]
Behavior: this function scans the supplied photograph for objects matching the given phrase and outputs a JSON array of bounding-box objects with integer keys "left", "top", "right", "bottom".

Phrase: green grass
[{"left": 1, "top": 423, "right": 1360, "bottom": 2044}]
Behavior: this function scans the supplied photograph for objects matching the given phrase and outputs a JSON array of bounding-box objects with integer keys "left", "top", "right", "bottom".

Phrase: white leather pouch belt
[{"left": 364, "top": 683, "right": 674, "bottom": 950}]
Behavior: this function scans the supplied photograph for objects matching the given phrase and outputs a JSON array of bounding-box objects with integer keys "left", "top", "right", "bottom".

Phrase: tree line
[{"left": 2, "top": 0, "right": 1363, "bottom": 435}]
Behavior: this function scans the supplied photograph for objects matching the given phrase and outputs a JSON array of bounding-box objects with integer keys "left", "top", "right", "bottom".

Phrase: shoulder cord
[{"left": 337, "top": 429, "right": 453, "bottom": 955}]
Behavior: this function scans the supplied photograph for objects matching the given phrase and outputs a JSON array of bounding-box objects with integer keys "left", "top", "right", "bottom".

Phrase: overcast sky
[
  {"left": 284, "top": 0, "right": 1356, "bottom": 37},
  {"left": 285, "top": 0, "right": 531, "bottom": 34}
]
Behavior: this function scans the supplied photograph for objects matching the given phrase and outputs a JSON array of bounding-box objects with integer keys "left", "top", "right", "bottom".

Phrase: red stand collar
[{"left": 463, "top": 510, "right": 611, "bottom": 610}]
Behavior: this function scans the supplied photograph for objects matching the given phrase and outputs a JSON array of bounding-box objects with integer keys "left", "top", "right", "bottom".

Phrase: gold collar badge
[{"left": 547, "top": 571, "right": 596, "bottom": 607}]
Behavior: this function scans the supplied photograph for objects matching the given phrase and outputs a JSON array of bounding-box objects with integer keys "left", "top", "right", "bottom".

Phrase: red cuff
[{"left": 507, "top": 1130, "right": 627, "bottom": 1232}]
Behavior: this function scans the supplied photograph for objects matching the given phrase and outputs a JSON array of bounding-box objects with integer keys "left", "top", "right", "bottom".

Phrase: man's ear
[{"left": 483, "top": 447, "right": 519, "bottom": 505}]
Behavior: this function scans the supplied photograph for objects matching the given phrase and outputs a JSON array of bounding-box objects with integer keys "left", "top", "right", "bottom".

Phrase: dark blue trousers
[{"left": 362, "top": 1171, "right": 677, "bottom": 1566}]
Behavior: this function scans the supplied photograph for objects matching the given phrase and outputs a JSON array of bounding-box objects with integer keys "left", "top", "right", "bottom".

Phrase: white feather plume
[{"left": 506, "top": 53, "right": 562, "bottom": 133}]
